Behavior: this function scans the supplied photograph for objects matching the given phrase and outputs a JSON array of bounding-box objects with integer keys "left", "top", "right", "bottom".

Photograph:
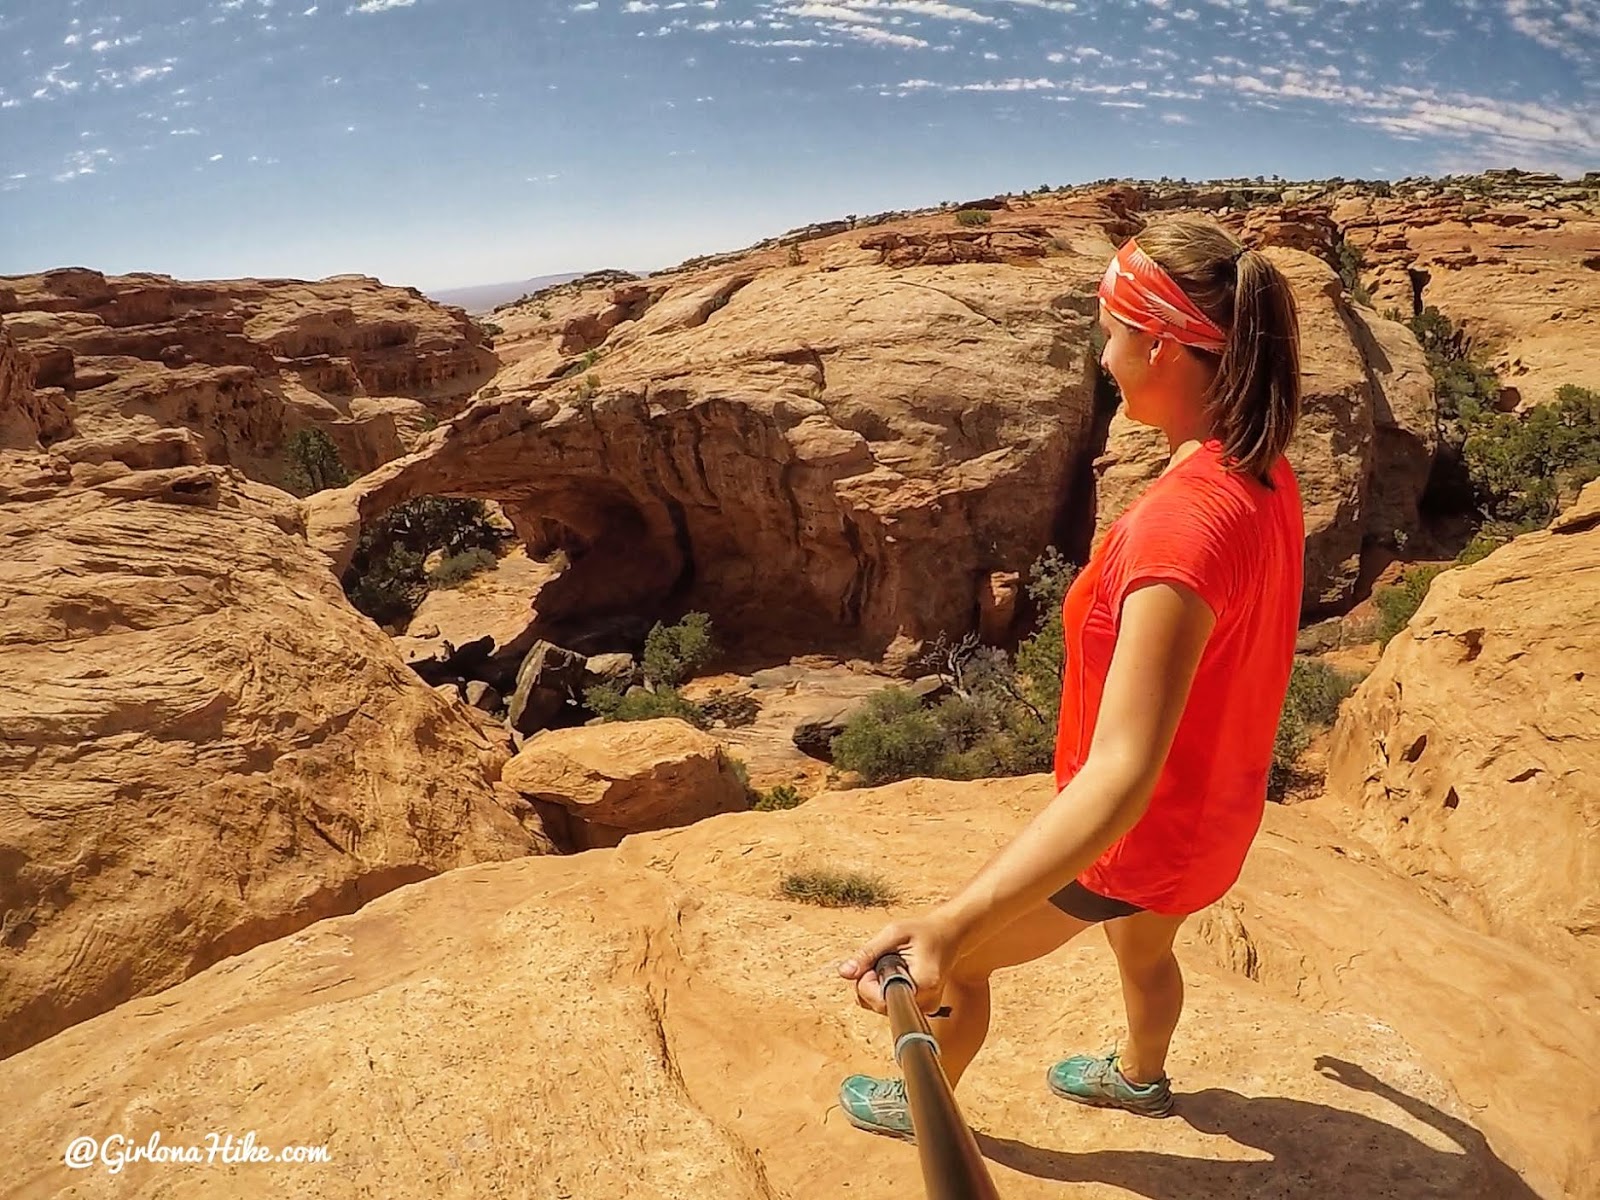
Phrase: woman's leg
[
  {"left": 1102, "top": 910, "right": 1188, "bottom": 1083},
  {"left": 932, "top": 905, "right": 1094, "bottom": 1088}
]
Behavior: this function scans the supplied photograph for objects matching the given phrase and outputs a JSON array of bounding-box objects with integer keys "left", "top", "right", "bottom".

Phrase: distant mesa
[{"left": 426, "top": 273, "right": 588, "bottom": 314}]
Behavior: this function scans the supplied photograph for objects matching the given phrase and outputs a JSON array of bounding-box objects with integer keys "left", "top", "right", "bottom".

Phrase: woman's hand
[{"left": 838, "top": 909, "right": 962, "bottom": 1016}]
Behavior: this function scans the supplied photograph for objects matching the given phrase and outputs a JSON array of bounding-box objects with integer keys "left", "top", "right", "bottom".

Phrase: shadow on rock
[{"left": 976, "top": 1057, "right": 1537, "bottom": 1199}]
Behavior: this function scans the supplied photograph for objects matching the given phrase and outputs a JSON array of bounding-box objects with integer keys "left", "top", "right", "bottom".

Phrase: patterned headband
[{"left": 1097, "top": 238, "right": 1229, "bottom": 355}]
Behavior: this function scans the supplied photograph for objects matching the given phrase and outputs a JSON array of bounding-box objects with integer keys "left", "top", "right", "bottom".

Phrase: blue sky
[{"left": 1, "top": 0, "right": 1594, "bottom": 290}]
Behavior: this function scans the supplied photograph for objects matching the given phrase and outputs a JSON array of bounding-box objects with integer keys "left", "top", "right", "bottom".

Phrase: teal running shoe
[
  {"left": 1046, "top": 1051, "right": 1174, "bottom": 1117},
  {"left": 838, "top": 1074, "right": 915, "bottom": 1141}
]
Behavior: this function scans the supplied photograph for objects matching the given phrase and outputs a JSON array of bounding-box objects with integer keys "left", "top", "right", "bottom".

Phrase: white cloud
[
  {"left": 1504, "top": 0, "right": 1599, "bottom": 61},
  {"left": 572, "top": 2, "right": 599, "bottom": 9},
  {"left": 835, "top": 23, "right": 929, "bottom": 45},
  {"left": 1195, "top": 67, "right": 1600, "bottom": 163},
  {"left": 52, "top": 147, "right": 113, "bottom": 183},
  {"left": 351, "top": 0, "right": 415, "bottom": 12},
  {"left": 209, "top": 152, "right": 224, "bottom": 161},
  {"left": 624, "top": 0, "right": 658, "bottom": 8},
  {"left": 786, "top": 3, "right": 882, "bottom": 22}
]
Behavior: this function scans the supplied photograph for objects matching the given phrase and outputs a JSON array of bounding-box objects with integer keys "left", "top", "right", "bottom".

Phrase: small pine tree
[
  {"left": 641, "top": 612, "right": 716, "bottom": 687},
  {"left": 282, "top": 429, "right": 351, "bottom": 497}
]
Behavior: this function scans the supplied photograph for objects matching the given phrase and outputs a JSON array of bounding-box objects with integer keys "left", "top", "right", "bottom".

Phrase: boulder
[
  {"left": 506, "top": 640, "right": 588, "bottom": 735},
  {"left": 464, "top": 680, "right": 500, "bottom": 712},
  {"left": 583, "top": 651, "right": 638, "bottom": 689},
  {"left": 502, "top": 718, "right": 748, "bottom": 849}
]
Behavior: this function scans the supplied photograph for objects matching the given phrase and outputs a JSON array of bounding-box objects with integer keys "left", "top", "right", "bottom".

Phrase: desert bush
[
  {"left": 1334, "top": 239, "right": 1371, "bottom": 305},
  {"left": 585, "top": 683, "right": 710, "bottom": 730},
  {"left": 780, "top": 868, "right": 897, "bottom": 907},
  {"left": 1269, "top": 657, "right": 1360, "bottom": 799},
  {"left": 1454, "top": 518, "right": 1540, "bottom": 566},
  {"left": 343, "top": 496, "right": 506, "bottom": 625},
  {"left": 282, "top": 428, "right": 351, "bottom": 497},
  {"left": 1407, "top": 306, "right": 1500, "bottom": 428},
  {"left": 430, "top": 547, "right": 498, "bottom": 588},
  {"left": 1461, "top": 385, "right": 1600, "bottom": 523},
  {"left": 955, "top": 209, "right": 992, "bottom": 227},
  {"left": 830, "top": 688, "right": 947, "bottom": 785},
  {"left": 829, "top": 548, "right": 1077, "bottom": 786},
  {"left": 753, "top": 783, "right": 803, "bottom": 812},
  {"left": 1374, "top": 565, "right": 1447, "bottom": 647},
  {"left": 642, "top": 612, "right": 716, "bottom": 687}
]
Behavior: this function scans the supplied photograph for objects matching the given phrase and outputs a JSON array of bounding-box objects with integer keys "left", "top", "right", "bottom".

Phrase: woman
[{"left": 837, "top": 215, "right": 1306, "bottom": 1138}]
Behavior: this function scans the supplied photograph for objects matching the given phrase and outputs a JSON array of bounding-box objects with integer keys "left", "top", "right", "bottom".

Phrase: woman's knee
[
  {"left": 1105, "top": 911, "right": 1186, "bottom": 983},
  {"left": 1115, "top": 945, "right": 1180, "bottom": 988}
]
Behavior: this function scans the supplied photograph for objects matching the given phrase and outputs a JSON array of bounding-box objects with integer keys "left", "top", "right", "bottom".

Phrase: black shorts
[{"left": 1049, "top": 880, "right": 1145, "bottom": 923}]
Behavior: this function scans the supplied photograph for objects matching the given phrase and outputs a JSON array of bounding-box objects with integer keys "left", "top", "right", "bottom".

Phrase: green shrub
[
  {"left": 583, "top": 683, "right": 624, "bottom": 719},
  {"left": 590, "top": 685, "right": 710, "bottom": 729},
  {"left": 430, "top": 547, "right": 498, "bottom": 588},
  {"left": 281, "top": 428, "right": 351, "bottom": 497},
  {"left": 480, "top": 321, "right": 504, "bottom": 338},
  {"left": 1406, "top": 306, "right": 1500, "bottom": 428},
  {"left": 1269, "top": 657, "right": 1360, "bottom": 799},
  {"left": 1374, "top": 565, "right": 1447, "bottom": 647},
  {"left": 829, "top": 547, "right": 1077, "bottom": 786},
  {"left": 1014, "top": 548, "right": 1079, "bottom": 725},
  {"left": 1334, "top": 239, "right": 1370, "bottom": 304},
  {"left": 1454, "top": 519, "right": 1540, "bottom": 567},
  {"left": 753, "top": 783, "right": 803, "bottom": 811},
  {"left": 343, "top": 496, "right": 506, "bottom": 625},
  {"left": 1461, "top": 385, "right": 1600, "bottom": 523},
  {"left": 642, "top": 612, "right": 716, "bottom": 687},
  {"left": 344, "top": 544, "right": 426, "bottom": 628},
  {"left": 780, "top": 868, "right": 897, "bottom": 907},
  {"left": 726, "top": 754, "right": 752, "bottom": 797},
  {"left": 831, "top": 688, "right": 947, "bottom": 785},
  {"left": 955, "top": 209, "right": 992, "bottom": 227}
]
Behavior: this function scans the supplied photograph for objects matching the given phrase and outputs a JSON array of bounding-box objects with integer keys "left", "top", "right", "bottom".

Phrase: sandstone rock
[
  {"left": 0, "top": 269, "right": 496, "bottom": 486},
  {"left": 306, "top": 213, "right": 1119, "bottom": 658},
  {"left": 0, "top": 321, "right": 73, "bottom": 450},
  {"left": 501, "top": 718, "right": 747, "bottom": 848},
  {"left": 506, "top": 640, "right": 588, "bottom": 735},
  {"left": 583, "top": 651, "right": 638, "bottom": 688},
  {"left": 403, "top": 545, "right": 559, "bottom": 689},
  {"left": 1093, "top": 249, "right": 1438, "bottom": 611},
  {"left": 1336, "top": 196, "right": 1600, "bottom": 406},
  {"left": 1324, "top": 480, "right": 1600, "bottom": 991},
  {"left": 0, "top": 777, "right": 1582, "bottom": 1198},
  {"left": 0, "top": 452, "right": 548, "bottom": 1061},
  {"left": 977, "top": 569, "right": 1021, "bottom": 643},
  {"left": 464, "top": 680, "right": 500, "bottom": 712}
]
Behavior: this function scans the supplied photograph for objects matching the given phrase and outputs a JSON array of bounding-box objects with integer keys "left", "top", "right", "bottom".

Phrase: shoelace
[{"left": 869, "top": 1079, "right": 907, "bottom": 1108}]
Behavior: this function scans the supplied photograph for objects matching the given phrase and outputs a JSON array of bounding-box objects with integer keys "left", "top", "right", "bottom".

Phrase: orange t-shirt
[{"left": 1054, "top": 438, "right": 1305, "bottom": 914}]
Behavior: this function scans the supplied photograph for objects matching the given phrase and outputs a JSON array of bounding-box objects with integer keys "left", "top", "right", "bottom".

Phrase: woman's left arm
[{"left": 839, "top": 580, "right": 1216, "bottom": 1013}]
